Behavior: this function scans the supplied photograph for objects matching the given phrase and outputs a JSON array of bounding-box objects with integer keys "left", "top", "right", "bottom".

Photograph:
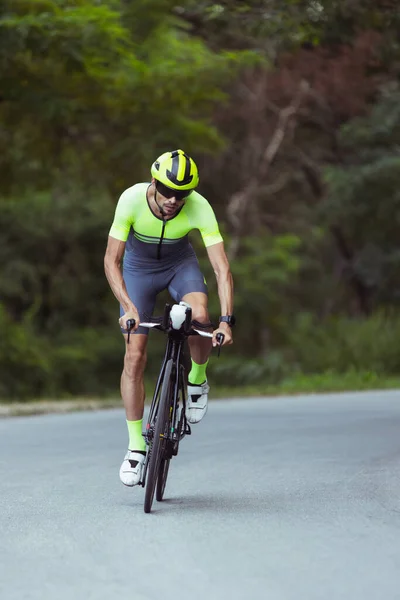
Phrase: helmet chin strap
[{"left": 154, "top": 186, "right": 166, "bottom": 217}]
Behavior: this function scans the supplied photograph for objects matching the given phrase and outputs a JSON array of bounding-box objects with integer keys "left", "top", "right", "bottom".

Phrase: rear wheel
[{"left": 144, "top": 359, "right": 174, "bottom": 513}]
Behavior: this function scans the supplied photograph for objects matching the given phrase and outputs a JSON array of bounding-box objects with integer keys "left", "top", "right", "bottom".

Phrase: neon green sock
[
  {"left": 126, "top": 419, "right": 146, "bottom": 452},
  {"left": 188, "top": 359, "right": 209, "bottom": 385}
]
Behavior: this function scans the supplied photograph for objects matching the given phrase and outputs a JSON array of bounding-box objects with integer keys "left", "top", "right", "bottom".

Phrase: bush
[
  {"left": 286, "top": 311, "right": 400, "bottom": 374},
  {"left": 0, "top": 305, "right": 51, "bottom": 399},
  {"left": 209, "top": 351, "right": 291, "bottom": 386},
  {"left": 3, "top": 302, "right": 400, "bottom": 401}
]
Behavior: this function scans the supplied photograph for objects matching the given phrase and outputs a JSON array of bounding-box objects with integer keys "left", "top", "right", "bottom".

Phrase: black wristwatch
[{"left": 219, "top": 315, "right": 236, "bottom": 327}]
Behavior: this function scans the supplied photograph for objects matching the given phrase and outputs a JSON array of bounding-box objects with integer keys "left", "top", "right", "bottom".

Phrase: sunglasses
[{"left": 155, "top": 181, "right": 193, "bottom": 201}]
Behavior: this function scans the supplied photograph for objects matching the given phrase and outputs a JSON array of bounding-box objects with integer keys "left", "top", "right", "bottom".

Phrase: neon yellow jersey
[{"left": 109, "top": 183, "right": 223, "bottom": 264}]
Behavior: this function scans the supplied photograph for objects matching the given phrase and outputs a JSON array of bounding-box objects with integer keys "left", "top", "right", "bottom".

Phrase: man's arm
[
  {"left": 206, "top": 241, "right": 234, "bottom": 345},
  {"left": 104, "top": 236, "right": 139, "bottom": 329}
]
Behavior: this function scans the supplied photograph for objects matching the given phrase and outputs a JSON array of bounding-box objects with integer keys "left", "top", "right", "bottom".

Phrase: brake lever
[
  {"left": 216, "top": 332, "right": 224, "bottom": 357},
  {"left": 126, "top": 318, "right": 136, "bottom": 344}
]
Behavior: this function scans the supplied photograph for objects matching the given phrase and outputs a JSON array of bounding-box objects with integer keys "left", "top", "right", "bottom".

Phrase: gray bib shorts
[{"left": 121, "top": 235, "right": 207, "bottom": 335}]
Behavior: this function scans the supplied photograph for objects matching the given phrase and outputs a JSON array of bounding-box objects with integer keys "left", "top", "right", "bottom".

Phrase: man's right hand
[{"left": 119, "top": 309, "right": 140, "bottom": 332}]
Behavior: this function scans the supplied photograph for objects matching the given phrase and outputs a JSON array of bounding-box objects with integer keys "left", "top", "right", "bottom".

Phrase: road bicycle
[{"left": 127, "top": 301, "right": 224, "bottom": 514}]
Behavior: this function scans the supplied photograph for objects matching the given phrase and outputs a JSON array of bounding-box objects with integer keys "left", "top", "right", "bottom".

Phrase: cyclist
[{"left": 104, "top": 149, "right": 235, "bottom": 487}]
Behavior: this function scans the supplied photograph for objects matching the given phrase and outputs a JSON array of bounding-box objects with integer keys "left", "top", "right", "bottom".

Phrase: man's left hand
[{"left": 212, "top": 323, "right": 233, "bottom": 347}]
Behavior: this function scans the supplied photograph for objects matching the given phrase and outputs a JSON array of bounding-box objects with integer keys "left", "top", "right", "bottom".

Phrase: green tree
[
  {"left": 322, "top": 85, "right": 400, "bottom": 312},
  {"left": 0, "top": 0, "right": 245, "bottom": 195}
]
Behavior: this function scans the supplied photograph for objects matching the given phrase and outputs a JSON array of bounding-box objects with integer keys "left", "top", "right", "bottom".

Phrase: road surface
[{"left": 1, "top": 390, "right": 400, "bottom": 600}]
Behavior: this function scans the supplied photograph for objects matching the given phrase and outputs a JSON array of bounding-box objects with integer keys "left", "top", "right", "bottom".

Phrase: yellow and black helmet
[{"left": 151, "top": 149, "right": 199, "bottom": 191}]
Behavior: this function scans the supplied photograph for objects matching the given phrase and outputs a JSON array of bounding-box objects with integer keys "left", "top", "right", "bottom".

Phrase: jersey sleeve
[
  {"left": 108, "top": 187, "right": 136, "bottom": 241},
  {"left": 186, "top": 191, "right": 223, "bottom": 247}
]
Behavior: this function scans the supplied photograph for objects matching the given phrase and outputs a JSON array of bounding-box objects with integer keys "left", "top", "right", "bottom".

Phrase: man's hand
[
  {"left": 119, "top": 309, "right": 140, "bottom": 332},
  {"left": 212, "top": 323, "right": 233, "bottom": 347}
]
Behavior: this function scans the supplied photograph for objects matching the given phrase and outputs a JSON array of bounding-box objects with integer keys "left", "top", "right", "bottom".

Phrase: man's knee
[
  {"left": 181, "top": 292, "right": 209, "bottom": 324},
  {"left": 123, "top": 343, "right": 147, "bottom": 379},
  {"left": 190, "top": 305, "right": 209, "bottom": 324}
]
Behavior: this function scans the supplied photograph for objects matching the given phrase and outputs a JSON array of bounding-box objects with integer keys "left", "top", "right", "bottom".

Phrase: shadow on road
[{"left": 144, "top": 492, "right": 283, "bottom": 515}]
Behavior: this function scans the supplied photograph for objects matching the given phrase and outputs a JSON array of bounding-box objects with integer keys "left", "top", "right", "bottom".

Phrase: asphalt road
[{"left": 1, "top": 390, "right": 400, "bottom": 600}]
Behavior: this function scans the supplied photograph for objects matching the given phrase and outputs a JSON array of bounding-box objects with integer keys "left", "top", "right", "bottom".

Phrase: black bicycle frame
[
  {"left": 146, "top": 329, "right": 186, "bottom": 430},
  {"left": 142, "top": 326, "right": 190, "bottom": 486}
]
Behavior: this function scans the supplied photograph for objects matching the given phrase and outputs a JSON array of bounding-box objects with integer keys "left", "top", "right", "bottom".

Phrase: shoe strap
[
  {"left": 188, "top": 382, "right": 209, "bottom": 392},
  {"left": 126, "top": 451, "right": 145, "bottom": 461}
]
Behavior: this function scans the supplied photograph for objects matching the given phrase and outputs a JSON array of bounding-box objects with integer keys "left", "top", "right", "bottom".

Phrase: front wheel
[
  {"left": 156, "top": 457, "right": 170, "bottom": 501},
  {"left": 144, "top": 359, "right": 174, "bottom": 513}
]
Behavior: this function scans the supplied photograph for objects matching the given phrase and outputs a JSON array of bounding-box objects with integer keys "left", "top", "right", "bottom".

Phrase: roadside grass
[
  {"left": 1, "top": 370, "right": 400, "bottom": 417},
  {"left": 212, "top": 370, "right": 400, "bottom": 398}
]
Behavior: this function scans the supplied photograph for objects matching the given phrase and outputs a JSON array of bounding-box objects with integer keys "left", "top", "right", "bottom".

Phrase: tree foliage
[
  {"left": 322, "top": 85, "right": 400, "bottom": 311},
  {"left": 1, "top": 0, "right": 400, "bottom": 398},
  {"left": 0, "top": 0, "right": 244, "bottom": 194}
]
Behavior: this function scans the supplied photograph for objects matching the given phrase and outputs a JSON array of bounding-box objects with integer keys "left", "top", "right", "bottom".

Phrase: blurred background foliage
[{"left": 1, "top": 0, "right": 400, "bottom": 399}]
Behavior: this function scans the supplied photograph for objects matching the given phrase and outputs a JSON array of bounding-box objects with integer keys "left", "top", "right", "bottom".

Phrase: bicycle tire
[
  {"left": 156, "top": 457, "right": 170, "bottom": 502},
  {"left": 157, "top": 362, "right": 187, "bottom": 500},
  {"left": 144, "top": 359, "right": 174, "bottom": 513}
]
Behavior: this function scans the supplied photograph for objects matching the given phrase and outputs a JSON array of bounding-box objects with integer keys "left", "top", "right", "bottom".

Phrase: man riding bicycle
[{"left": 104, "top": 149, "right": 235, "bottom": 487}]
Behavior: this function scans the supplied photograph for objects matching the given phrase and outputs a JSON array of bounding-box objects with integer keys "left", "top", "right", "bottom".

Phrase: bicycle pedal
[{"left": 185, "top": 423, "right": 192, "bottom": 435}]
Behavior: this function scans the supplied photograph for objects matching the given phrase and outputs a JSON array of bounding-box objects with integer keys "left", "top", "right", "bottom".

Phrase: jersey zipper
[{"left": 157, "top": 219, "right": 166, "bottom": 260}]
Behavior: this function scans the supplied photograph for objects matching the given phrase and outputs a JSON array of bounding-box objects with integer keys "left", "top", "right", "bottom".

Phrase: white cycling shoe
[
  {"left": 119, "top": 450, "right": 146, "bottom": 487},
  {"left": 186, "top": 381, "right": 210, "bottom": 424}
]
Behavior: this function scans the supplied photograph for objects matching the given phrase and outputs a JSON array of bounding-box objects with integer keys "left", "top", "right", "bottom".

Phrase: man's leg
[
  {"left": 119, "top": 333, "right": 148, "bottom": 486},
  {"left": 121, "top": 333, "right": 148, "bottom": 422},
  {"left": 182, "top": 292, "right": 212, "bottom": 423},
  {"left": 182, "top": 291, "right": 212, "bottom": 371},
  {"left": 118, "top": 265, "right": 158, "bottom": 486}
]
